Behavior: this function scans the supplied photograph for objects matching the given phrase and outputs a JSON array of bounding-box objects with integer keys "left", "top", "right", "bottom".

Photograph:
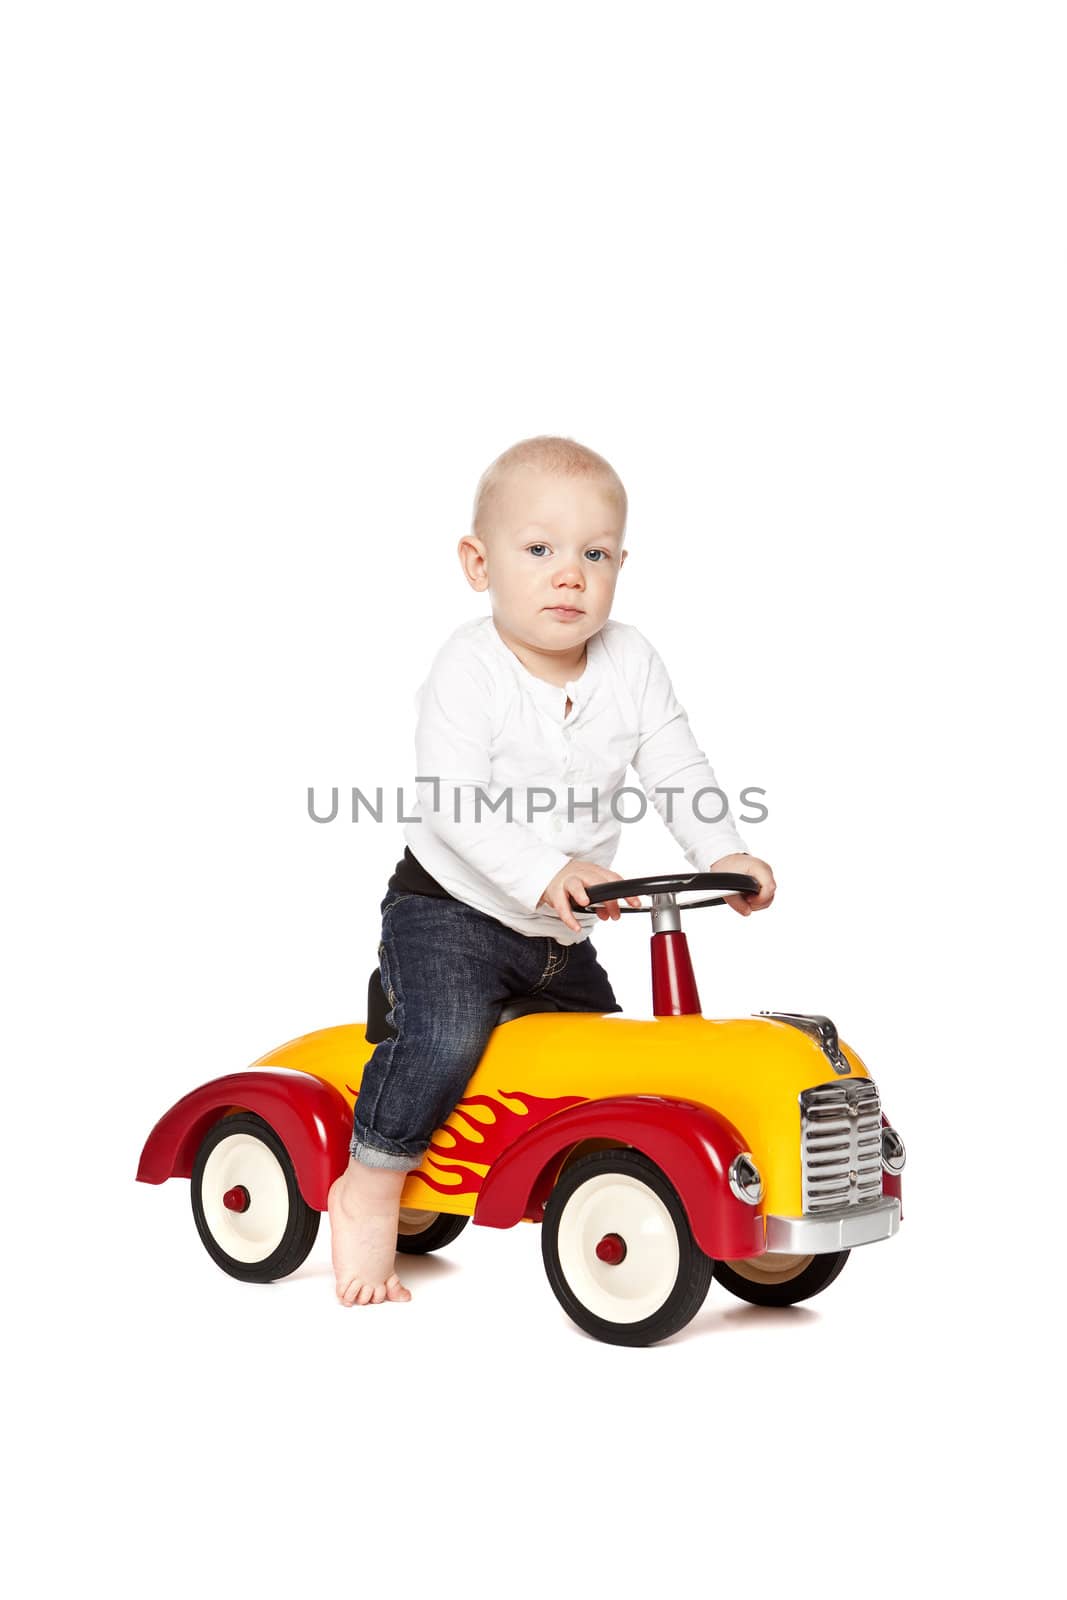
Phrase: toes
[{"left": 338, "top": 1272, "right": 409, "bottom": 1305}]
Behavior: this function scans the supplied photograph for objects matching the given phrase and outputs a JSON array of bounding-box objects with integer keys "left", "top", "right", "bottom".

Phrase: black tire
[
  {"left": 395, "top": 1208, "right": 470, "bottom": 1255},
  {"left": 191, "top": 1113, "right": 320, "bottom": 1283},
  {"left": 713, "top": 1249, "right": 850, "bottom": 1308},
  {"left": 541, "top": 1149, "right": 713, "bottom": 1347}
]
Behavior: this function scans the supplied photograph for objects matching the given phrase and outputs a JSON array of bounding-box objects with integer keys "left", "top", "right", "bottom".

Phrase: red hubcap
[
  {"left": 595, "top": 1232, "right": 627, "bottom": 1265},
  {"left": 222, "top": 1185, "right": 250, "bottom": 1213}
]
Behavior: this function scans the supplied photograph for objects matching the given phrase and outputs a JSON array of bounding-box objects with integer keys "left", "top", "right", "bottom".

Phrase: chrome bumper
[{"left": 764, "top": 1195, "right": 900, "bottom": 1253}]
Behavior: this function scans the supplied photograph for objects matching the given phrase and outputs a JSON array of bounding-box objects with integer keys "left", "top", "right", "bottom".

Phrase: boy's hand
[
  {"left": 539, "top": 860, "right": 644, "bottom": 935},
  {"left": 709, "top": 853, "right": 776, "bottom": 916}
]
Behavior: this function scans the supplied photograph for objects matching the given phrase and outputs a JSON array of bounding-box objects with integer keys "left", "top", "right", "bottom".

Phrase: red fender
[
  {"left": 136, "top": 1069, "right": 352, "bottom": 1211},
  {"left": 881, "top": 1111, "right": 904, "bottom": 1220},
  {"left": 474, "top": 1094, "right": 766, "bottom": 1261}
]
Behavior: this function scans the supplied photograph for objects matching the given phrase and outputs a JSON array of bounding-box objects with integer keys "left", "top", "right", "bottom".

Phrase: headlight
[
  {"left": 881, "top": 1126, "right": 906, "bottom": 1174},
  {"left": 728, "top": 1153, "right": 763, "bottom": 1205}
]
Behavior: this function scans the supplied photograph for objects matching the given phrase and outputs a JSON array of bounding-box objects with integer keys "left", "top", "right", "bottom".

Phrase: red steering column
[{"left": 650, "top": 893, "right": 702, "bottom": 1016}]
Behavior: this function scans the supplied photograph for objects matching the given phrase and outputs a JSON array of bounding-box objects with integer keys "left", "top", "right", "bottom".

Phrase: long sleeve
[
  {"left": 630, "top": 634, "right": 749, "bottom": 870},
  {"left": 411, "top": 642, "right": 572, "bottom": 912}
]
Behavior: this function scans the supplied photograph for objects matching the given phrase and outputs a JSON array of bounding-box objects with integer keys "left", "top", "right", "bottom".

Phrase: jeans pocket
[
  {"left": 375, "top": 941, "right": 397, "bottom": 1008},
  {"left": 380, "top": 891, "right": 416, "bottom": 922}
]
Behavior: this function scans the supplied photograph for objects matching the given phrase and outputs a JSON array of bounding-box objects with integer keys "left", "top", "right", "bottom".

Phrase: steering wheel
[{"left": 579, "top": 870, "right": 761, "bottom": 914}]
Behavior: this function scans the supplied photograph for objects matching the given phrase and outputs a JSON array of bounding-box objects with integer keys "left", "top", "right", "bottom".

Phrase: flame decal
[{"left": 414, "top": 1089, "right": 587, "bottom": 1198}]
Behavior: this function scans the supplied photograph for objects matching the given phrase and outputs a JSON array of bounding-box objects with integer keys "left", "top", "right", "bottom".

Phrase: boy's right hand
[{"left": 538, "top": 860, "right": 643, "bottom": 935}]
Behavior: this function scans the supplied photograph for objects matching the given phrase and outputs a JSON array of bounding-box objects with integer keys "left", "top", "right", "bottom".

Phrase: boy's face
[{"left": 459, "top": 467, "right": 627, "bottom": 654}]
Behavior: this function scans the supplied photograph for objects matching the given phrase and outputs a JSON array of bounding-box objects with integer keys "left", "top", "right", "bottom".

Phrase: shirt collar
[{"left": 488, "top": 620, "right": 603, "bottom": 722}]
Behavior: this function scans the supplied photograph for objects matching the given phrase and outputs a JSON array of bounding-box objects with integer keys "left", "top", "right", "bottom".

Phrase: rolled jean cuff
[{"left": 349, "top": 1120, "right": 425, "bottom": 1173}]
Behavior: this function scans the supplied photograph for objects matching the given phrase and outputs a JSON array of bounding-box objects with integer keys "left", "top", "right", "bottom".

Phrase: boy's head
[{"left": 459, "top": 436, "right": 628, "bottom": 656}]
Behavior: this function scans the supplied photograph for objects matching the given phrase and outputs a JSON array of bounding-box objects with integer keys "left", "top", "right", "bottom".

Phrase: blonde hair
[{"left": 472, "top": 435, "right": 628, "bottom": 540}]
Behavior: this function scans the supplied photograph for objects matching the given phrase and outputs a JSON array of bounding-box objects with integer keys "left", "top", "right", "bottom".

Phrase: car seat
[{"left": 365, "top": 967, "right": 565, "bottom": 1045}]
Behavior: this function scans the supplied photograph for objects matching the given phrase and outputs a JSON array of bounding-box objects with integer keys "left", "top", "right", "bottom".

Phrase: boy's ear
[
  {"left": 620, "top": 548, "right": 628, "bottom": 568},
  {"left": 457, "top": 534, "right": 490, "bottom": 592}
]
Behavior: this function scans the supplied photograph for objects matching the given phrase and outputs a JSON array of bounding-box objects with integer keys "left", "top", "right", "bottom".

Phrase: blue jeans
[{"left": 350, "top": 889, "right": 622, "bottom": 1171}]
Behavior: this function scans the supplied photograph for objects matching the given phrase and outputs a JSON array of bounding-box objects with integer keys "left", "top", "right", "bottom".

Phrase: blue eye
[
  {"left": 585, "top": 549, "right": 607, "bottom": 562},
  {"left": 528, "top": 544, "right": 548, "bottom": 557}
]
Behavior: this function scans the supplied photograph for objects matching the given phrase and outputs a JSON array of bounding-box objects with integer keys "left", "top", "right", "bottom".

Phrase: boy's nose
[{"left": 553, "top": 565, "right": 584, "bottom": 589}]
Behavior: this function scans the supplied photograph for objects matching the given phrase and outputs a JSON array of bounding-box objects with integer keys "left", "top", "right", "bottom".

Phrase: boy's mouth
[{"left": 544, "top": 606, "right": 585, "bottom": 620}]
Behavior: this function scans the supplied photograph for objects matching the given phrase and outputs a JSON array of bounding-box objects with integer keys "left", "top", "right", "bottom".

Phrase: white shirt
[{"left": 403, "top": 617, "right": 749, "bottom": 943}]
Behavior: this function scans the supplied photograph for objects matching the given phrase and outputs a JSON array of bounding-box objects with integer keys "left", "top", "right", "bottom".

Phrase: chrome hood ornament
[{"left": 757, "top": 1011, "right": 851, "bottom": 1075}]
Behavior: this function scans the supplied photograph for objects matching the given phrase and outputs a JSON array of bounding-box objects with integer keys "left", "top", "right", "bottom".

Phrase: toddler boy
[{"left": 328, "top": 436, "right": 775, "bottom": 1306}]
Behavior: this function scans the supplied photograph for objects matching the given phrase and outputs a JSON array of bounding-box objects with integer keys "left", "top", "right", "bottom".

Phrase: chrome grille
[{"left": 800, "top": 1079, "right": 883, "bottom": 1213}]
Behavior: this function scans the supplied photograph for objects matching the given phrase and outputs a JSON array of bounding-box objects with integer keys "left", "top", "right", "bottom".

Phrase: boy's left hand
[{"left": 708, "top": 853, "right": 776, "bottom": 916}]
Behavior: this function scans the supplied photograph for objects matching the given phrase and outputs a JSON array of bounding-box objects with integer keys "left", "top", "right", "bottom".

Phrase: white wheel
[
  {"left": 200, "top": 1132, "right": 291, "bottom": 1263},
  {"left": 397, "top": 1207, "right": 437, "bottom": 1237},
  {"left": 191, "top": 1114, "right": 320, "bottom": 1282},
  {"left": 556, "top": 1171, "right": 680, "bottom": 1323},
  {"left": 713, "top": 1249, "right": 850, "bottom": 1307},
  {"left": 542, "top": 1150, "right": 713, "bottom": 1345},
  {"left": 395, "top": 1207, "right": 470, "bottom": 1255},
  {"left": 725, "top": 1252, "right": 815, "bottom": 1285}
]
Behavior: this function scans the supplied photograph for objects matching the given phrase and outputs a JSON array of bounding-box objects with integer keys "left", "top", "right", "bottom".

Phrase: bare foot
[{"left": 327, "top": 1158, "right": 413, "bottom": 1306}]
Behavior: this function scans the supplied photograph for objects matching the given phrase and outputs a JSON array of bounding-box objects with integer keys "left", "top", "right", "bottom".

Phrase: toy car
[{"left": 137, "top": 870, "right": 905, "bottom": 1346}]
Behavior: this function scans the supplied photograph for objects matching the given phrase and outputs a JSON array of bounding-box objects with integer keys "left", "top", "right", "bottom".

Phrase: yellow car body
[
  {"left": 136, "top": 865, "right": 904, "bottom": 1342},
  {"left": 250, "top": 1009, "right": 879, "bottom": 1225}
]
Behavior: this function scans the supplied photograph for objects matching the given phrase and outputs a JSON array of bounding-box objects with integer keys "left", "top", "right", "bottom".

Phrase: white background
[{"left": 3, "top": 3, "right": 1062, "bottom": 1594}]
